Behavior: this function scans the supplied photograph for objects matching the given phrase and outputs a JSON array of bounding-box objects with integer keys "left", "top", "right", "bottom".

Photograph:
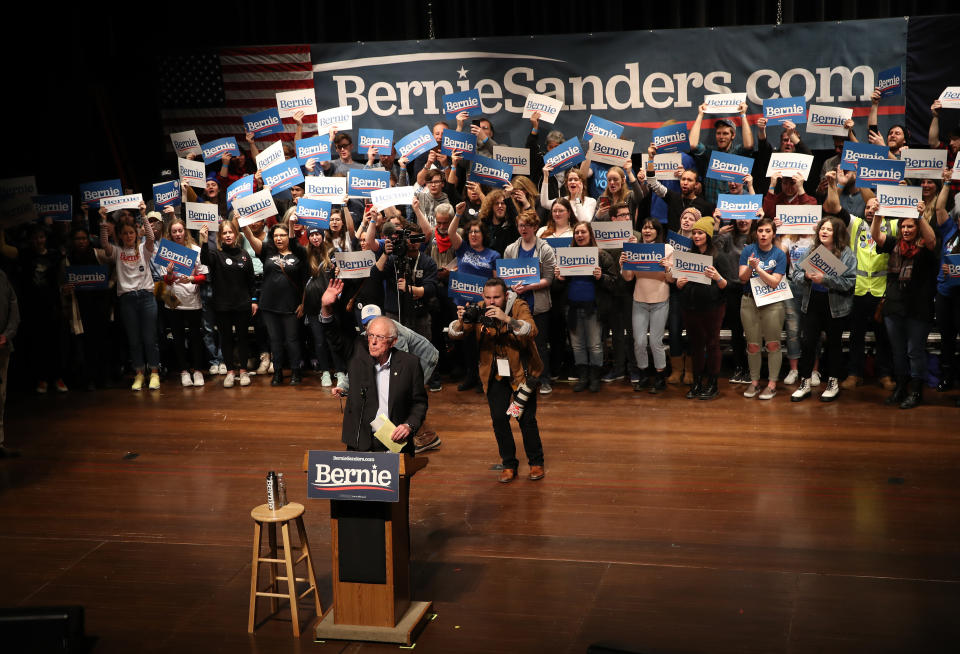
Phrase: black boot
[
  {"left": 936, "top": 367, "right": 952, "bottom": 392},
  {"left": 632, "top": 368, "right": 650, "bottom": 392},
  {"left": 290, "top": 367, "right": 302, "bottom": 386},
  {"left": 699, "top": 376, "right": 719, "bottom": 400},
  {"left": 649, "top": 370, "right": 666, "bottom": 394},
  {"left": 900, "top": 378, "right": 923, "bottom": 409},
  {"left": 588, "top": 366, "right": 602, "bottom": 393},
  {"left": 573, "top": 365, "right": 589, "bottom": 392},
  {"left": 271, "top": 369, "right": 284, "bottom": 386},
  {"left": 685, "top": 375, "right": 702, "bottom": 399},
  {"left": 884, "top": 376, "right": 908, "bottom": 406}
]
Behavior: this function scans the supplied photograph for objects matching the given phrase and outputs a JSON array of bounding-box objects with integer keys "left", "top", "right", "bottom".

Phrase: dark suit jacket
[{"left": 324, "top": 315, "right": 428, "bottom": 452}]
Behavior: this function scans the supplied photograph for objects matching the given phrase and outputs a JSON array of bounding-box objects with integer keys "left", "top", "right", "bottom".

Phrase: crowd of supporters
[{"left": 3, "top": 86, "right": 959, "bottom": 420}]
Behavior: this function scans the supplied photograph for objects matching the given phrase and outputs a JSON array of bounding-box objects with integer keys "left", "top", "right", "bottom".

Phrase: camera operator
[{"left": 449, "top": 277, "right": 545, "bottom": 483}]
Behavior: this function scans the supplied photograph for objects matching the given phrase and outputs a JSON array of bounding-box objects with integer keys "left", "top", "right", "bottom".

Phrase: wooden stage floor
[{"left": 1, "top": 373, "right": 958, "bottom": 653}]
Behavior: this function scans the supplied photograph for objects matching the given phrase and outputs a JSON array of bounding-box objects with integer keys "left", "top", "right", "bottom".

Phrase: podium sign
[{"left": 307, "top": 450, "right": 399, "bottom": 502}]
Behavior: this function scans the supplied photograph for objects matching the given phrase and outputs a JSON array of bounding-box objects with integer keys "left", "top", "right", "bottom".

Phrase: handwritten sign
[
  {"left": 185, "top": 202, "right": 219, "bottom": 231},
  {"left": 335, "top": 250, "right": 377, "bottom": 279},
  {"left": 233, "top": 190, "right": 278, "bottom": 226},
  {"left": 622, "top": 242, "right": 665, "bottom": 272},
  {"left": 522, "top": 93, "right": 563, "bottom": 123},
  {"left": 762, "top": 96, "right": 807, "bottom": 126},
  {"left": 776, "top": 205, "right": 821, "bottom": 235},
  {"left": 555, "top": 246, "right": 598, "bottom": 276}
]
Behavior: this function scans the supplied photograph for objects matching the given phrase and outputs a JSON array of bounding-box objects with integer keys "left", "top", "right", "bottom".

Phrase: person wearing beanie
[{"left": 677, "top": 216, "right": 727, "bottom": 399}]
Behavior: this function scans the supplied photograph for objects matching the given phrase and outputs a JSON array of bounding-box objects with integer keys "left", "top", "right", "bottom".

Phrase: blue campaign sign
[
  {"left": 762, "top": 96, "right": 807, "bottom": 125},
  {"left": 295, "top": 197, "right": 332, "bottom": 229},
  {"left": 622, "top": 242, "right": 666, "bottom": 272},
  {"left": 347, "top": 169, "right": 391, "bottom": 198},
  {"left": 79, "top": 179, "right": 122, "bottom": 208},
  {"left": 306, "top": 450, "right": 400, "bottom": 502},
  {"left": 716, "top": 193, "right": 763, "bottom": 220},
  {"left": 261, "top": 160, "right": 305, "bottom": 195},
  {"left": 152, "top": 181, "right": 181, "bottom": 209},
  {"left": 497, "top": 258, "right": 540, "bottom": 286},
  {"left": 395, "top": 126, "right": 437, "bottom": 161},
  {"left": 544, "top": 237, "right": 572, "bottom": 249},
  {"left": 583, "top": 115, "right": 624, "bottom": 142},
  {"left": 468, "top": 155, "right": 512, "bottom": 188},
  {"left": 943, "top": 254, "right": 960, "bottom": 289},
  {"left": 295, "top": 134, "right": 332, "bottom": 167},
  {"left": 440, "top": 129, "right": 477, "bottom": 159},
  {"left": 201, "top": 137, "right": 240, "bottom": 165},
  {"left": 227, "top": 175, "right": 254, "bottom": 209},
  {"left": 667, "top": 230, "right": 692, "bottom": 252},
  {"left": 449, "top": 270, "right": 486, "bottom": 305},
  {"left": 840, "top": 142, "right": 889, "bottom": 171},
  {"left": 877, "top": 65, "right": 902, "bottom": 98},
  {"left": 242, "top": 107, "right": 284, "bottom": 137},
  {"left": 543, "top": 138, "right": 585, "bottom": 173},
  {"left": 357, "top": 128, "right": 394, "bottom": 154},
  {"left": 33, "top": 194, "right": 73, "bottom": 222},
  {"left": 153, "top": 238, "right": 199, "bottom": 276},
  {"left": 652, "top": 123, "right": 689, "bottom": 153},
  {"left": 441, "top": 89, "right": 482, "bottom": 119},
  {"left": 706, "top": 151, "right": 754, "bottom": 183},
  {"left": 856, "top": 158, "right": 905, "bottom": 189},
  {"left": 65, "top": 265, "right": 109, "bottom": 291}
]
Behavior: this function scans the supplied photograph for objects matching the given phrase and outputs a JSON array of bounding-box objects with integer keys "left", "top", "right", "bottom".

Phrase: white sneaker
[
  {"left": 336, "top": 372, "right": 348, "bottom": 390},
  {"left": 192, "top": 371, "right": 204, "bottom": 386},
  {"left": 743, "top": 383, "right": 760, "bottom": 398},
  {"left": 239, "top": 372, "right": 251, "bottom": 386},
  {"left": 321, "top": 371, "right": 333, "bottom": 387},
  {"left": 810, "top": 370, "right": 821, "bottom": 387},
  {"left": 209, "top": 364, "right": 219, "bottom": 376},
  {"left": 181, "top": 371, "right": 193, "bottom": 387},
  {"left": 218, "top": 363, "right": 228, "bottom": 375},
  {"left": 791, "top": 378, "right": 811, "bottom": 402},
  {"left": 256, "top": 353, "right": 271, "bottom": 375},
  {"left": 759, "top": 385, "right": 777, "bottom": 400},
  {"left": 783, "top": 369, "right": 799, "bottom": 385},
  {"left": 223, "top": 371, "right": 235, "bottom": 388},
  {"left": 820, "top": 377, "right": 839, "bottom": 402}
]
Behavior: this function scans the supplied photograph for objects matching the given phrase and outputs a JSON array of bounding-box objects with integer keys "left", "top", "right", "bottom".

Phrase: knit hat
[
  {"left": 679, "top": 207, "right": 702, "bottom": 225},
  {"left": 692, "top": 216, "right": 714, "bottom": 237}
]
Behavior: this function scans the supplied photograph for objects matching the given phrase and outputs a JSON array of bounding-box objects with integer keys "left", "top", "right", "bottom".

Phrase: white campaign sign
[
  {"left": 672, "top": 251, "right": 713, "bottom": 285},
  {"left": 233, "top": 190, "right": 278, "bottom": 226},
  {"left": 703, "top": 93, "right": 746, "bottom": 114},
  {"left": 765, "top": 153, "right": 815, "bottom": 181},
  {"left": 806, "top": 104, "right": 853, "bottom": 136},
  {"left": 590, "top": 222, "right": 633, "bottom": 249},
  {"left": 255, "top": 141, "right": 285, "bottom": 171},
  {"left": 876, "top": 184, "right": 922, "bottom": 219},
  {"left": 335, "top": 251, "right": 377, "bottom": 279},
  {"left": 185, "top": 202, "right": 220, "bottom": 231},
  {"left": 798, "top": 245, "right": 848, "bottom": 279},
  {"left": 178, "top": 158, "right": 207, "bottom": 189},
  {"left": 587, "top": 135, "right": 634, "bottom": 166},
  {"left": 100, "top": 193, "right": 143, "bottom": 211},
  {"left": 751, "top": 276, "right": 793, "bottom": 307},
  {"left": 276, "top": 89, "right": 317, "bottom": 118},
  {"left": 493, "top": 146, "right": 530, "bottom": 175},
  {"left": 370, "top": 186, "right": 415, "bottom": 211},
  {"left": 641, "top": 153, "right": 683, "bottom": 178},
  {"left": 899, "top": 148, "right": 948, "bottom": 180},
  {"left": 304, "top": 176, "right": 347, "bottom": 203},
  {"left": 315, "top": 105, "right": 353, "bottom": 133},
  {"left": 555, "top": 247, "right": 598, "bottom": 276},
  {"left": 170, "top": 130, "right": 202, "bottom": 157},
  {"left": 776, "top": 205, "right": 821, "bottom": 235},
  {"left": 521, "top": 93, "right": 563, "bottom": 123},
  {"left": 938, "top": 86, "right": 960, "bottom": 109}
]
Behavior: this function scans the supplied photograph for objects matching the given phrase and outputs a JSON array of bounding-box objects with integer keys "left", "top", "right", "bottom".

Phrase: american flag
[{"left": 157, "top": 45, "right": 316, "bottom": 148}]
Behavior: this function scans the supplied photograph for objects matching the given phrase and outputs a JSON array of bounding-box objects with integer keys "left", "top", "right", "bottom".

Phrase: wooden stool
[{"left": 248, "top": 502, "right": 322, "bottom": 636}]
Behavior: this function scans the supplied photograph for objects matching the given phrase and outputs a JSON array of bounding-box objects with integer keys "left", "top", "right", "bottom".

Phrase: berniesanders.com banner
[{"left": 310, "top": 18, "right": 906, "bottom": 152}]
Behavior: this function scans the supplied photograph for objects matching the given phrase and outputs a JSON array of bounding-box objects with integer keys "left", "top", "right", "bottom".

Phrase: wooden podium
[{"left": 311, "top": 453, "right": 433, "bottom": 646}]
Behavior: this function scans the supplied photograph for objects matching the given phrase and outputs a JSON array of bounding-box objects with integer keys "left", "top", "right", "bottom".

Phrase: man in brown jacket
[{"left": 449, "top": 278, "right": 545, "bottom": 483}]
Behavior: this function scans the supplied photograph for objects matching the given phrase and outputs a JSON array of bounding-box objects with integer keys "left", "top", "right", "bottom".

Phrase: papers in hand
[{"left": 371, "top": 414, "right": 405, "bottom": 453}]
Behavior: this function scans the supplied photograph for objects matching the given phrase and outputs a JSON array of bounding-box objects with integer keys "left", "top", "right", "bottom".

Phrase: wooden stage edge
[{"left": 0, "top": 373, "right": 959, "bottom": 653}]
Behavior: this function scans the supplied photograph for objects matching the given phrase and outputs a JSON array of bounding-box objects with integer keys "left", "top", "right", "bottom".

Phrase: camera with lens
[{"left": 461, "top": 302, "right": 498, "bottom": 328}]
